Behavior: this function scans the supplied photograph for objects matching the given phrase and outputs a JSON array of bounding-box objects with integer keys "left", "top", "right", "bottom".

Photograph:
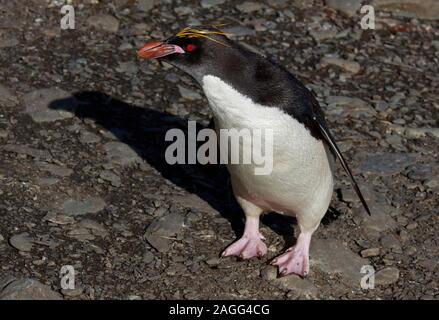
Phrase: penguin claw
[
  {"left": 222, "top": 235, "right": 267, "bottom": 260},
  {"left": 271, "top": 247, "right": 310, "bottom": 277}
]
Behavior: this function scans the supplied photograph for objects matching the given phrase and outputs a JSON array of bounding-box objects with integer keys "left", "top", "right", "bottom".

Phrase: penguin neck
[{"left": 201, "top": 75, "right": 258, "bottom": 120}]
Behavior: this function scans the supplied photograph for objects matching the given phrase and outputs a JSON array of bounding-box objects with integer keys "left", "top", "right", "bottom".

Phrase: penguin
[{"left": 137, "top": 26, "right": 371, "bottom": 277}]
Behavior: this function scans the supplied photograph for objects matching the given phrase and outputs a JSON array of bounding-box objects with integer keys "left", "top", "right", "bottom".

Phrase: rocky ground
[{"left": 0, "top": 0, "right": 438, "bottom": 300}]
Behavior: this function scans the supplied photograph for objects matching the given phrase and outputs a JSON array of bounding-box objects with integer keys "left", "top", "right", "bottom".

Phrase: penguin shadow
[
  {"left": 49, "top": 91, "right": 245, "bottom": 234},
  {"left": 48, "top": 91, "right": 340, "bottom": 249},
  {"left": 261, "top": 206, "right": 341, "bottom": 250}
]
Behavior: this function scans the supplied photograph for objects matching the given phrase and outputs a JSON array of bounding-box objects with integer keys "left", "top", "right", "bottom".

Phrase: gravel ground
[{"left": 0, "top": 0, "right": 438, "bottom": 300}]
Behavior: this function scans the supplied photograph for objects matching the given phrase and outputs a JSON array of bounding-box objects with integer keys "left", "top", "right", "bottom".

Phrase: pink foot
[
  {"left": 222, "top": 234, "right": 267, "bottom": 259},
  {"left": 271, "top": 232, "right": 312, "bottom": 277},
  {"left": 222, "top": 217, "right": 267, "bottom": 259}
]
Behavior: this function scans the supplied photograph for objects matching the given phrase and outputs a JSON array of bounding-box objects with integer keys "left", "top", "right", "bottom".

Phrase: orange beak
[{"left": 137, "top": 41, "right": 184, "bottom": 59}]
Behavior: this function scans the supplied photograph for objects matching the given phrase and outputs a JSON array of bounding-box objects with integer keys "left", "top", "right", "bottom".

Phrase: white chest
[{"left": 201, "top": 75, "right": 334, "bottom": 216}]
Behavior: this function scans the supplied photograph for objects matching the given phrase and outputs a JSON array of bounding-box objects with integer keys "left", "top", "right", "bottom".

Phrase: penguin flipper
[{"left": 312, "top": 115, "right": 372, "bottom": 216}]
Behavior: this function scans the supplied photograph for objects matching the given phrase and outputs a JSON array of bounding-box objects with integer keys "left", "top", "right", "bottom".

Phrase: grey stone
[
  {"left": 205, "top": 257, "right": 220, "bottom": 267},
  {"left": 406, "top": 222, "right": 418, "bottom": 230},
  {"left": 360, "top": 247, "right": 380, "bottom": 257},
  {"left": 386, "top": 133, "right": 408, "bottom": 152},
  {"left": 0, "top": 84, "right": 18, "bottom": 107},
  {"left": 326, "top": 0, "right": 363, "bottom": 17},
  {"left": 35, "top": 177, "right": 59, "bottom": 186},
  {"left": 340, "top": 184, "right": 375, "bottom": 204},
  {"left": 236, "top": 2, "right": 263, "bottom": 13},
  {"left": 0, "top": 130, "right": 8, "bottom": 139},
  {"left": 418, "top": 259, "right": 438, "bottom": 272},
  {"left": 372, "top": 0, "right": 439, "bottom": 20},
  {"left": 327, "top": 96, "right": 368, "bottom": 107},
  {"left": 186, "top": 16, "right": 202, "bottom": 27},
  {"left": 0, "top": 30, "right": 19, "bottom": 48},
  {"left": 2, "top": 144, "right": 51, "bottom": 159},
  {"left": 172, "top": 194, "right": 218, "bottom": 215},
  {"left": 0, "top": 276, "right": 16, "bottom": 290},
  {"left": 357, "top": 203, "right": 397, "bottom": 238},
  {"left": 118, "top": 42, "right": 133, "bottom": 51},
  {"left": 0, "top": 278, "right": 62, "bottom": 300},
  {"left": 380, "top": 234, "right": 401, "bottom": 251},
  {"left": 144, "top": 212, "right": 185, "bottom": 252},
  {"left": 9, "top": 233, "right": 34, "bottom": 252},
  {"left": 116, "top": 61, "right": 138, "bottom": 75},
  {"left": 130, "top": 22, "right": 151, "bottom": 36},
  {"left": 311, "top": 238, "right": 368, "bottom": 286},
  {"left": 359, "top": 153, "right": 418, "bottom": 176},
  {"left": 143, "top": 250, "right": 155, "bottom": 264},
  {"left": 200, "top": 0, "right": 226, "bottom": 8},
  {"left": 99, "top": 170, "right": 121, "bottom": 187},
  {"left": 36, "top": 162, "right": 73, "bottom": 177},
  {"left": 374, "top": 267, "right": 400, "bottom": 285},
  {"left": 260, "top": 265, "right": 278, "bottom": 281},
  {"left": 274, "top": 274, "right": 318, "bottom": 297},
  {"left": 32, "top": 234, "right": 61, "bottom": 249},
  {"left": 174, "top": 6, "right": 192, "bottom": 16},
  {"left": 152, "top": 206, "right": 169, "bottom": 218},
  {"left": 266, "top": 0, "right": 288, "bottom": 9},
  {"left": 164, "top": 73, "right": 180, "bottom": 83},
  {"left": 400, "top": 127, "right": 439, "bottom": 139},
  {"left": 398, "top": 230, "right": 409, "bottom": 243},
  {"left": 62, "top": 197, "right": 106, "bottom": 216},
  {"left": 166, "top": 263, "right": 187, "bottom": 276},
  {"left": 24, "top": 88, "right": 77, "bottom": 123},
  {"left": 61, "top": 286, "right": 83, "bottom": 298},
  {"left": 80, "top": 131, "right": 101, "bottom": 144},
  {"left": 309, "top": 25, "right": 338, "bottom": 42},
  {"left": 87, "top": 14, "right": 120, "bottom": 33},
  {"left": 326, "top": 96, "right": 376, "bottom": 118},
  {"left": 43, "top": 27, "right": 61, "bottom": 38},
  {"left": 67, "top": 227, "right": 95, "bottom": 241},
  {"left": 104, "top": 142, "right": 142, "bottom": 166},
  {"left": 424, "top": 177, "right": 439, "bottom": 190},
  {"left": 67, "top": 59, "right": 86, "bottom": 75},
  {"left": 223, "top": 26, "right": 256, "bottom": 37},
  {"left": 137, "top": 0, "right": 156, "bottom": 12},
  {"left": 78, "top": 219, "right": 108, "bottom": 237},
  {"left": 43, "top": 212, "right": 75, "bottom": 225},
  {"left": 404, "top": 128, "right": 439, "bottom": 139},
  {"left": 321, "top": 55, "right": 361, "bottom": 74},
  {"left": 178, "top": 85, "right": 202, "bottom": 101}
]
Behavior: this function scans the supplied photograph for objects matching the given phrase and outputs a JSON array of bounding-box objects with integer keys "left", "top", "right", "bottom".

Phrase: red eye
[{"left": 186, "top": 44, "right": 196, "bottom": 52}]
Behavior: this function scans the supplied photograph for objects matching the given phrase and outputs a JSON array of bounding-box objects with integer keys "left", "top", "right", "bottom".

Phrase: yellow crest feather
[{"left": 175, "top": 26, "right": 232, "bottom": 47}]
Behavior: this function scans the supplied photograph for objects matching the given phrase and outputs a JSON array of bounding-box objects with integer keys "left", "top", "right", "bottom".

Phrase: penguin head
[{"left": 137, "top": 26, "right": 239, "bottom": 82}]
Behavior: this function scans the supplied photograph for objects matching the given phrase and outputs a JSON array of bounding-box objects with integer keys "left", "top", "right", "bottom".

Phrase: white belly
[{"left": 201, "top": 75, "right": 334, "bottom": 228}]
